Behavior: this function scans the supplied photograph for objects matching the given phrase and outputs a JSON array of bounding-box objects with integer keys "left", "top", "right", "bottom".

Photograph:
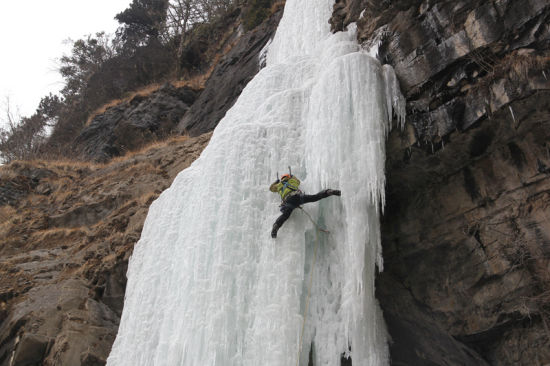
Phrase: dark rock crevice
[{"left": 380, "top": 77, "right": 550, "bottom": 365}]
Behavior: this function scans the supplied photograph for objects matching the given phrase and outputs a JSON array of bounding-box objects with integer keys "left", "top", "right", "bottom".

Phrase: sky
[{"left": 0, "top": 0, "right": 133, "bottom": 128}]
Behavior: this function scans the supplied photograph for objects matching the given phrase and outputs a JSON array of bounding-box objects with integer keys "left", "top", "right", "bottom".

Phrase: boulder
[{"left": 11, "top": 333, "right": 50, "bottom": 366}]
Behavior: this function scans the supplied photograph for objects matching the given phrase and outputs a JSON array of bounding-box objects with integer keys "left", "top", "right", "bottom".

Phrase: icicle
[
  {"left": 509, "top": 105, "right": 516, "bottom": 124},
  {"left": 362, "top": 25, "right": 389, "bottom": 59},
  {"left": 383, "top": 65, "right": 406, "bottom": 131},
  {"left": 258, "top": 38, "right": 272, "bottom": 69}
]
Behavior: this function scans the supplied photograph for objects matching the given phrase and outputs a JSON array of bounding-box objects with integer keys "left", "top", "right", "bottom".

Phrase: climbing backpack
[{"left": 279, "top": 176, "right": 301, "bottom": 201}]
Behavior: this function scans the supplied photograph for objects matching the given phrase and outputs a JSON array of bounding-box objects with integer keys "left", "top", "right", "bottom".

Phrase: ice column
[{"left": 107, "top": 0, "right": 405, "bottom": 365}]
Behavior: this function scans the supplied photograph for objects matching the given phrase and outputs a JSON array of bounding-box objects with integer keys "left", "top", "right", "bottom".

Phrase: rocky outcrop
[
  {"left": 332, "top": 0, "right": 550, "bottom": 141},
  {"left": 76, "top": 84, "right": 199, "bottom": 162},
  {"left": 75, "top": 6, "right": 283, "bottom": 162},
  {"left": 177, "top": 8, "right": 284, "bottom": 136},
  {"left": 381, "top": 93, "right": 550, "bottom": 365},
  {"left": 330, "top": 0, "right": 550, "bottom": 364},
  {"left": 0, "top": 133, "right": 211, "bottom": 366}
]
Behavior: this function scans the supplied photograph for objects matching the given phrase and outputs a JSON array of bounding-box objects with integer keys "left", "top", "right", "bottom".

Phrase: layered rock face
[
  {"left": 381, "top": 93, "right": 550, "bottom": 365},
  {"left": 76, "top": 84, "right": 199, "bottom": 162},
  {"left": 329, "top": 0, "right": 550, "bottom": 364}
]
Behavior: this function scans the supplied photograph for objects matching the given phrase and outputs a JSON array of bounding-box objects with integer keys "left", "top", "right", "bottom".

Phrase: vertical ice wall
[{"left": 107, "top": 0, "right": 405, "bottom": 365}]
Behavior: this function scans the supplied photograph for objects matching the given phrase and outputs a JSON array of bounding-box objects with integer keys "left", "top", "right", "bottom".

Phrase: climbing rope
[
  {"left": 295, "top": 207, "right": 328, "bottom": 366},
  {"left": 299, "top": 207, "right": 330, "bottom": 234}
]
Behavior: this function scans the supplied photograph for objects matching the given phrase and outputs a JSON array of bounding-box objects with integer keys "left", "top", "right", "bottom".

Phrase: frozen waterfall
[{"left": 107, "top": 0, "right": 405, "bottom": 365}]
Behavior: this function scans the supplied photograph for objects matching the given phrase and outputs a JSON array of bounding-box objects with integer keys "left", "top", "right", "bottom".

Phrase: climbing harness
[{"left": 295, "top": 207, "right": 329, "bottom": 366}]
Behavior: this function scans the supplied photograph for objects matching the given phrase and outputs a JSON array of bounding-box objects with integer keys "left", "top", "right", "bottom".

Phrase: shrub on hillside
[
  {"left": 2, "top": 0, "right": 276, "bottom": 162},
  {"left": 243, "top": 0, "right": 272, "bottom": 31}
]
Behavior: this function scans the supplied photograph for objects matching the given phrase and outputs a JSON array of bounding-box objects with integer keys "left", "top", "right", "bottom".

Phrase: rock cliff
[
  {"left": 1, "top": 1, "right": 549, "bottom": 365},
  {"left": 177, "top": 8, "right": 284, "bottom": 136},
  {"left": 329, "top": 0, "right": 550, "bottom": 364},
  {"left": 76, "top": 84, "right": 199, "bottom": 162}
]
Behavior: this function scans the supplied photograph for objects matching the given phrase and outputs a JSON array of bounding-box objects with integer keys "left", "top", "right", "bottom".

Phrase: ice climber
[{"left": 270, "top": 173, "right": 341, "bottom": 238}]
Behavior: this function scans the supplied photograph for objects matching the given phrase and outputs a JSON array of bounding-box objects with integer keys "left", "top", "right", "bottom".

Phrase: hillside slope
[{"left": 0, "top": 133, "right": 211, "bottom": 365}]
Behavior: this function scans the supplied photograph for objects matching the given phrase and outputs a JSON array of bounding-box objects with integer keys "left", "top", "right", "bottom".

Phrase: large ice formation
[{"left": 107, "top": 0, "right": 405, "bottom": 365}]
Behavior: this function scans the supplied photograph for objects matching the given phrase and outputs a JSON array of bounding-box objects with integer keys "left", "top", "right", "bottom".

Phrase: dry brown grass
[
  {"left": 84, "top": 83, "right": 165, "bottom": 127},
  {"left": 0, "top": 168, "right": 18, "bottom": 181},
  {"left": 5, "top": 132, "right": 187, "bottom": 173},
  {"left": 83, "top": 54, "right": 224, "bottom": 128},
  {"left": 0, "top": 131, "right": 193, "bottom": 198},
  {"left": 83, "top": 74, "right": 213, "bottom": 128},
  {"left": 0, "top": 206, "right": 15, "bottom": 225},
  {"left": 50, "top": 185, "right": 77, "bottom": 205},
  {"left": 2, "top": 159, "right": 100, "bottom": 176},
  {"left": 137, "top": 192, "right": 160, "bottom": 206},
  {"left": 106, "top": 133, "right": 190, "bottom": 165},
  {"left": 507, "top": 53, "right": 550, "bottom": 82},
  {"left": 29, "top": 227, "right": 89, "bottom": 246},
  {"left": 172, "top": 75, "right": 207, "bottom": 90},
  {"left": 271, "top": 0, "right": 286, "bottom": 14},
  {"left": 478, "top": 51, "right": 550, "bottom": 85},
  {"left": 0, "top": 211, "right": 17, "bottom": 241}
]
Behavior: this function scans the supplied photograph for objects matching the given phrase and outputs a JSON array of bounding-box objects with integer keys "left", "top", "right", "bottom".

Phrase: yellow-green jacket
[{"left": 270, "top": 176, "right": 301, "bottom": 201}]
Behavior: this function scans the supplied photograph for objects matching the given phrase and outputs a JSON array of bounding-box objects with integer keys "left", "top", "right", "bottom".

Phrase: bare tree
[
  {"left": 166, "top": 0, "right": 240, "bottom": 75},
  {"left": 0, "top": 97, "right": 48, "bottom": 163},
  {"left": 166, "top": 0, "right": 204, "bottom": 74}
]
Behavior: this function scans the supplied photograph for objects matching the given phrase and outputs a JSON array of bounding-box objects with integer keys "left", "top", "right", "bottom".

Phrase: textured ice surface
[{"left": 107, "top": 0, "right": 405, "bottom": 365}]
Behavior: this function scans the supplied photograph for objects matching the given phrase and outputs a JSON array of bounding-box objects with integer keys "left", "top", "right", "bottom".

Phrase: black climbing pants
[{"left": 273, "top": 190, "right": 332, "bottom": 230}]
